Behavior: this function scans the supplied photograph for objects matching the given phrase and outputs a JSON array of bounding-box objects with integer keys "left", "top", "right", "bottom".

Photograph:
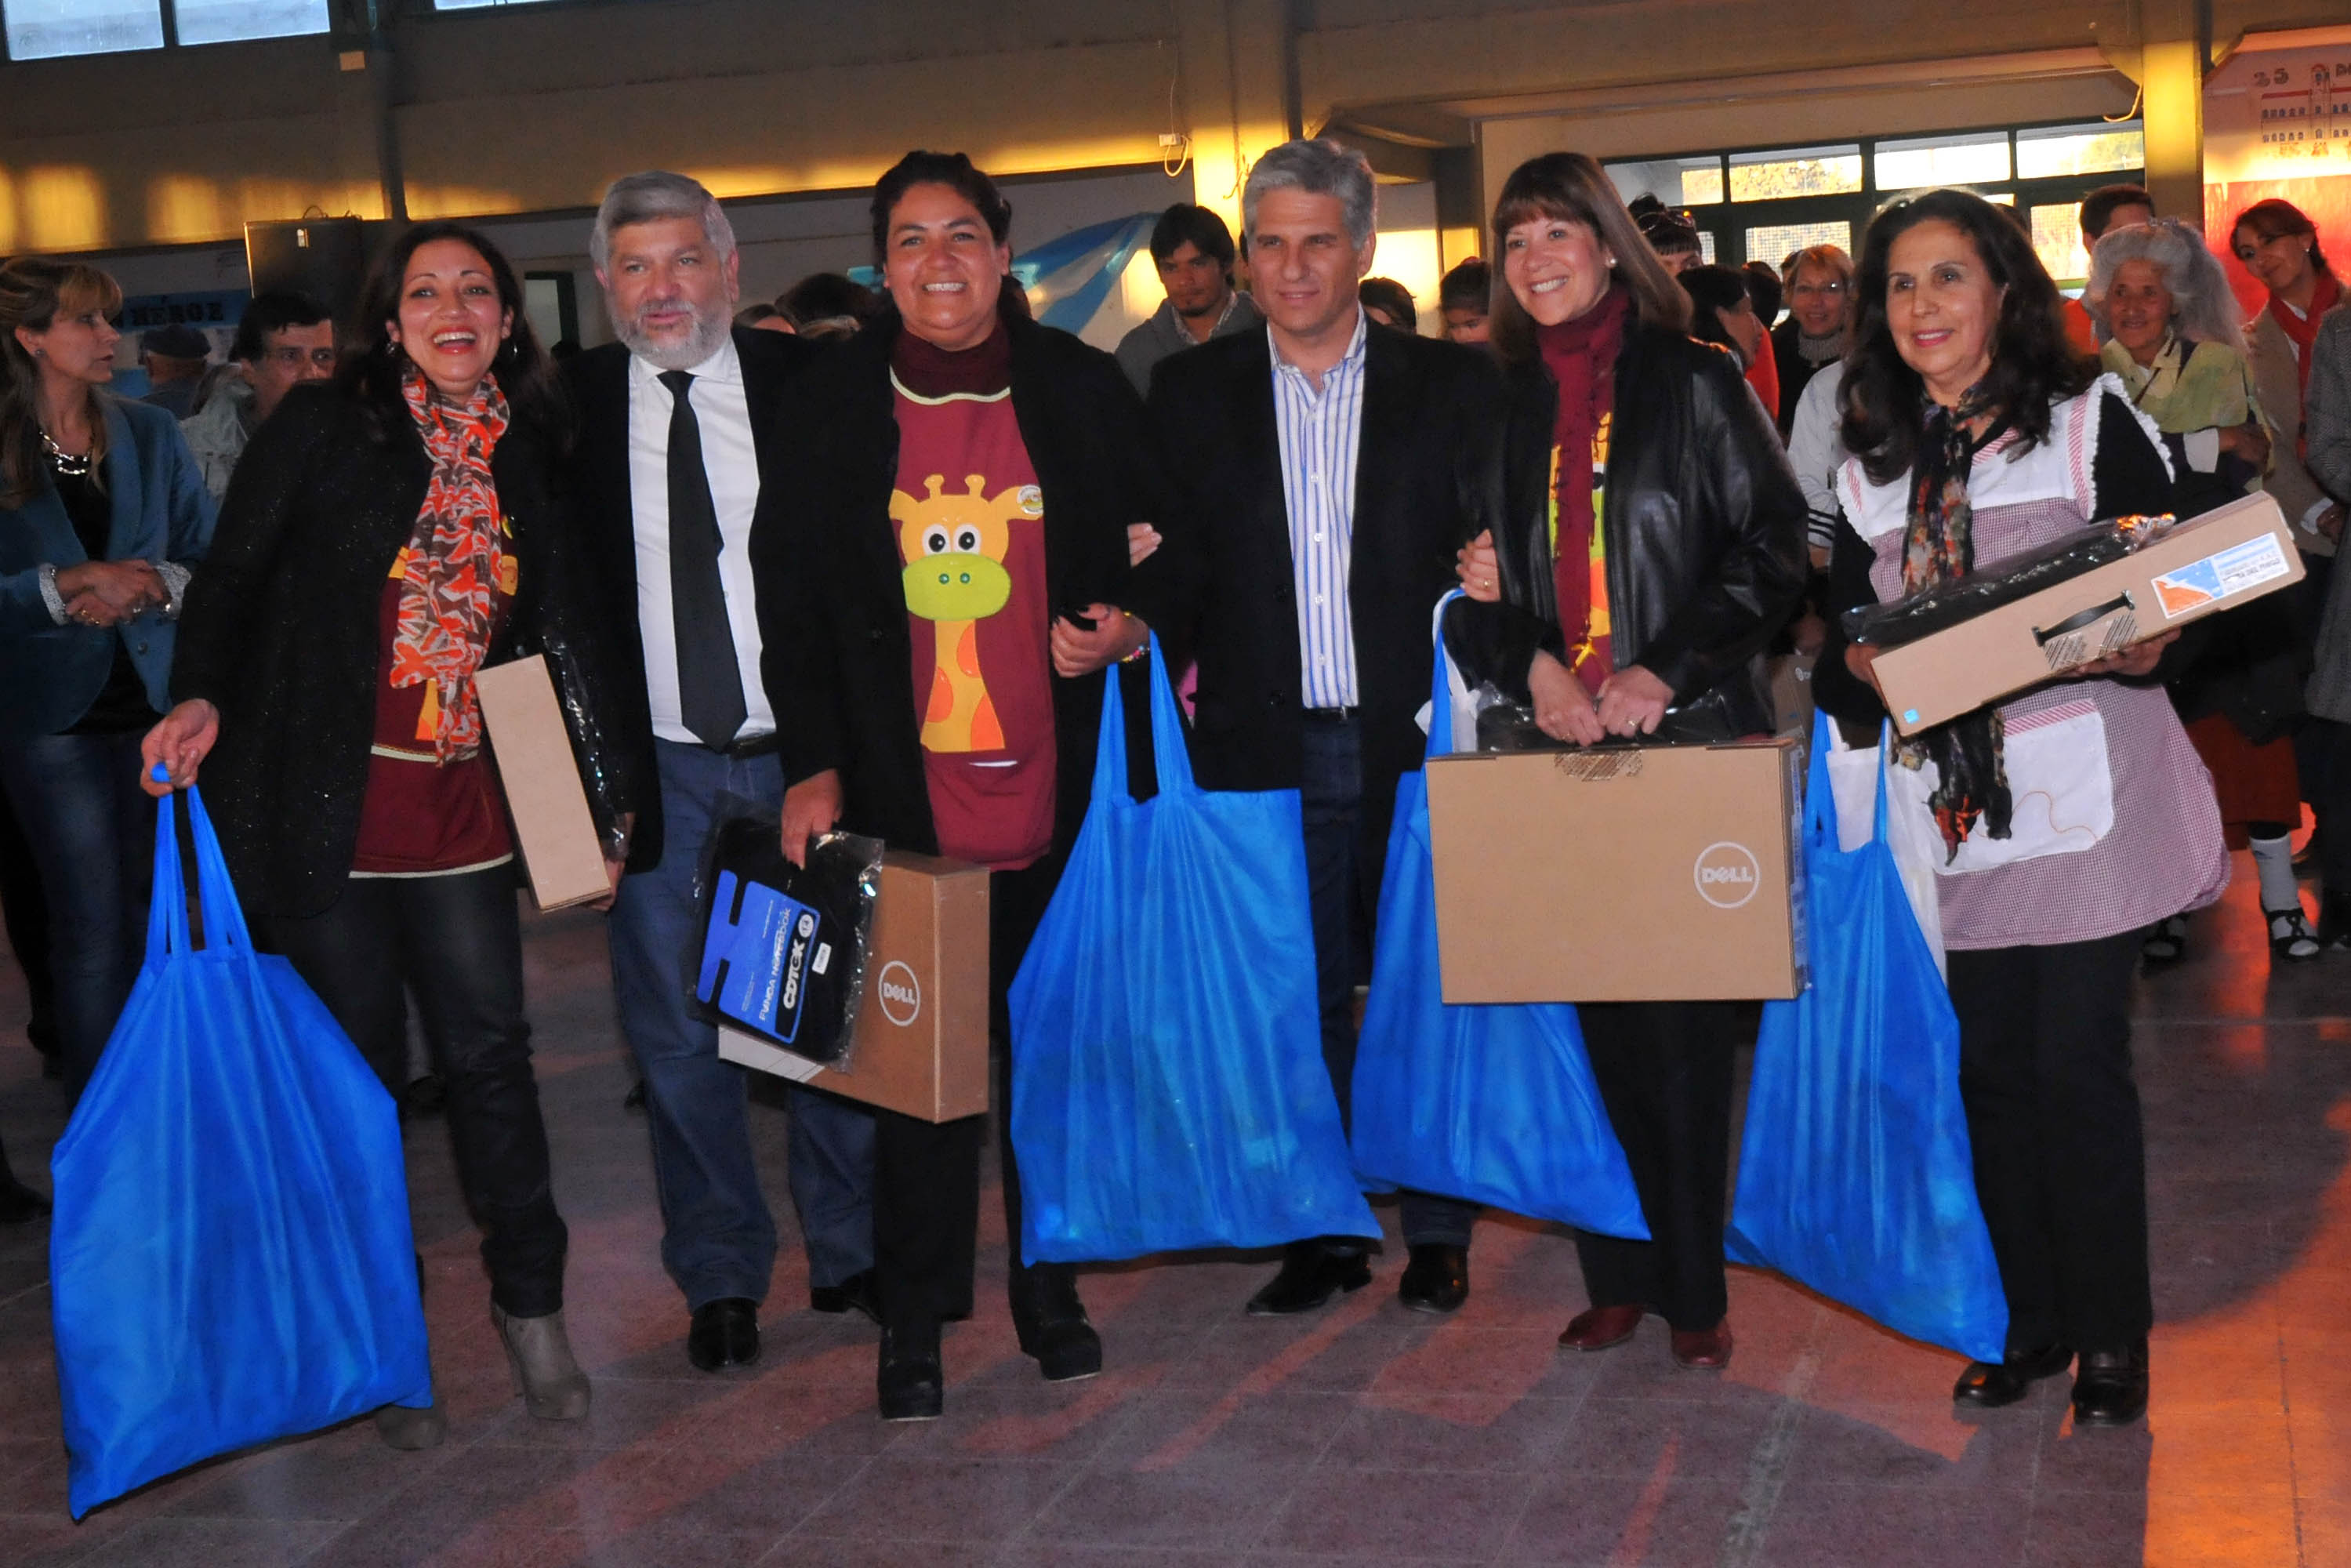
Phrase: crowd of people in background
[{"left": 2, "top": 132, "right": 2348, "bottom": 1442}]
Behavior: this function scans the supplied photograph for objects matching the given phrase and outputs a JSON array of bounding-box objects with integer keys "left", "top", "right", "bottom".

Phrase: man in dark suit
[
  {"left": 564, "top": 172, "right": 877, "bottom": 1373},
  {"left": 1150, "top": 140, "right": 1506, "bottom": 1317}
]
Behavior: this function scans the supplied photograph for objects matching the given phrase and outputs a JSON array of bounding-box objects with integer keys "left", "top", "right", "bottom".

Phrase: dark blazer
[
  {"left": 1451, "top": 323, "right": 1809, "bottom": 741},
  {"left": 0, "top": 397, "right": 213, "bottom": 738},
  {"left": 1148, "top": 321, "right": 1505, "bottom": 838},
  {"left": 760, "top": 313, "right": 1161, "bottom": 856},
  {"left": 172, "top": 383, "right": 637, "bottom": 920},
  {"left": 561, "top": 326, "right": 825, "bottom": 872}
]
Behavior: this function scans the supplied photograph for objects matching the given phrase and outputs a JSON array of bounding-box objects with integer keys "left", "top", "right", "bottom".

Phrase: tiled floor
[{"left": 0, "top": 851, "right": 2344, "bottom": 1566}]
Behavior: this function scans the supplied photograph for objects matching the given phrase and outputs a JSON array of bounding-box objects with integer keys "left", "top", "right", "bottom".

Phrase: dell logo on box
[
  {"left": 1692, "top": 842, "right": 1761, "bottom": 909},
  {"left": 876, "top": 960, "right": 922, "bottom": 1026}
]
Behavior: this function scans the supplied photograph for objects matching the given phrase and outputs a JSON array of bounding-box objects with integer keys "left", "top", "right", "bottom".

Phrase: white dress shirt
[
  {"left": 1272, "top": 310, "right": 1370, "bottom": 710},
  {"left": 627, "top": 336, "right": 777, "bottom": 744}
]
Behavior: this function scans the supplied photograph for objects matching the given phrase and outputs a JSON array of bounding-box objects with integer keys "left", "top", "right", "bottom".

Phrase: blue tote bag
[
  {"left": 50, "top": 784, "right": 432, "bottom": 1518},
  {"left": 1725, "top": 724, "right": 2008, "bottom": 1363},
  {"left": 1009, "top": 639, "right": 1379, "bottom": 1265},
  {"left": 1349, "top": 597, "right": 1647, "bottom": 1240}
]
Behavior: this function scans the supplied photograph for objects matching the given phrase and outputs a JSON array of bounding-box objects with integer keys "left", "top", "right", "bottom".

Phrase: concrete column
[
  {"left": 2140, "top": 36, "right": 2205, "bottom": 222},
  {"left": 1171, "top": 0, "right": 1293, "bottom": 236}
]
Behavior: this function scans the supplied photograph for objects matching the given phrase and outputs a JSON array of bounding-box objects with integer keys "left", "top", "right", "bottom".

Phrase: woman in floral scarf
[{"left": 143, "top": 223, "right": 643, "bottom": 1451}]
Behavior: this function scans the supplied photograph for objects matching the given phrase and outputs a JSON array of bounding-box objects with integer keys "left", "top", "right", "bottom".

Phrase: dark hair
[
  {"left": 778, "top": 271, "right": 875, "bottom": 330},
  {"left": 2231, "top": 197, "right": 2334, "bottom": 281},
  {"left": 869, "top": 151, "right": 1012, "bottom": 265},
  {"left": 1678, "top": 265, "right": 1750, "bottom": 354},
  {"left": 1741, "top": 260, "right": 1783, "bottom": 325},
  {"left": 1359, "top": 277, "right": 1417, "bottom": 332},
  {"left": 1488, "top": 152, "right": 1690, "bottom": 365},
  {"left": 1638, "top": 209, "right": 1702, "bottom": 257},
  {"left": 230, "top": 289, "right": 332, "bottom": 364},
  {"left": 0, "top": 256, "right": 123, "bottom": 508},
  {"left": 735, "top": 301, "right": 780, "bottom": 328},
  {"left": 1841, "top": 188, "right": 2094, "bottom": 485},
  {"left": 1626, "top": 193, "right": 1666, "bottom": 222},
  {"left": 1439, "top": 257, "right": 1490, "bottom": 312},
  {"left": 337, "top": 220, "right": 563, "bottom": 447},
  {"left": 1148, "top": 203, "right": 1236, "bottom": 270},
  {"left": 2078, "top": 183, "right": 2153, "bottom": 242}
]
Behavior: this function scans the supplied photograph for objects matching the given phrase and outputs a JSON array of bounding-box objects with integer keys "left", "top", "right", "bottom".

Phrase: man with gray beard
[{"left": 564, "top": 172, "right": 878, "bottom": 1373}]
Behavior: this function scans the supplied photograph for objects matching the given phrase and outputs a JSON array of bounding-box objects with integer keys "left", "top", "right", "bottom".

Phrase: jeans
[
  {"left": 0, "top": 731, "right": 152, "bottom": 1103},
  {"left": 1947, "top": 932, "right": 2152, "bottom": 1355},
  {"left": 1299, "top": 713, "right": 1478, "bottom": 1250},
  {"left": 608, "top": 739, "right": 876, "bottom": 1311},
  {"left": 265, "top": 866, "right": 568, "bottom": 1316}
]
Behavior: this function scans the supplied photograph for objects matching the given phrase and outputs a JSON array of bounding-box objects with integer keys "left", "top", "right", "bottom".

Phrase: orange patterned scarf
[{"left": 394, "top": 368, "right": 510, "bottom": 763}]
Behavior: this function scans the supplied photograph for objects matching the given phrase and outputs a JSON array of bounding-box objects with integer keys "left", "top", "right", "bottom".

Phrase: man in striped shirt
[{"left": 1149, "top": 140, "right": 1507, "bottom": 1320}]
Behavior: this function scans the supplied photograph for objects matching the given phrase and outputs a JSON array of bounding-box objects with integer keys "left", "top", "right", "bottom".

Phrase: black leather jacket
[{"left": 1449, "top": 320, "right": 1809, "bottom": 740}]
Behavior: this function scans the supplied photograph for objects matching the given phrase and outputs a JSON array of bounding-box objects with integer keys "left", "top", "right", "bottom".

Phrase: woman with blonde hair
[{"left": 0, "top": 256, "right": 212, "bottom": 1101}]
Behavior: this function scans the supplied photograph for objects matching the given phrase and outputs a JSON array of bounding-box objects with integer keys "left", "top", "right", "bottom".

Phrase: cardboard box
[
  {"left": 1872, "top": 492, "right": 2302, "bottom": 738},
  {"left": 473, "top": 654, "right": 611, "bottom": 911},
  {"left": 720, "top": 850, "right": 990, "bottom": 1123},
  {"left": 1424, "top": 739, "right": 1804, "bottom": 1004}
]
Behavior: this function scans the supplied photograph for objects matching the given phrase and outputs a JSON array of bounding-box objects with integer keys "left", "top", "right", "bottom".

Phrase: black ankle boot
[
  {"left": 878, "top": 1319, "right": 944, "bottom": 1422},
  {"left": 1010, "top": 1263, "right": 1101, "bottom": 1383}
]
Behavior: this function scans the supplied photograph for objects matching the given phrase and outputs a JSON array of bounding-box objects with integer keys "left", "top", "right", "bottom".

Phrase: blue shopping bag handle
[
  {"left": 145, "top": 774, "right": 256, "bottom": 963},
  {"left": 1803, "top": 717, "right": 1897, "bottom": 855},
  {"left": 1090, "top": 633, "right": 1199, "bottom": 804},
  {"left": 1424, "top": 589, "right": 1466, "bottom": 761}
]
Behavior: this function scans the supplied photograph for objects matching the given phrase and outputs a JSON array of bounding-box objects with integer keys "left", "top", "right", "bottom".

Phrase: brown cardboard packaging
[
  {"left": 720, "top": 850, "right": 990, "bottom": 1123},
  {"left": 1424, "top": 739, "right": 1804, "bottom": 1004},
  {"left": 1872, "top": 492, "right": 2302, "bottom": 738},
  {"left": 472, "top": 654, "right": 611, "bottom": 911}
]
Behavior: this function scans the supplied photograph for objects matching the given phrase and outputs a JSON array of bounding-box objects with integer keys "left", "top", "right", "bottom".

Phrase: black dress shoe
[
  {"left": 1954, "top": 1343, "right": 2073, "bottom": 1407},
  {"left": 879, "top": 1319, "right": 944, "bottom": 1421},
  {"left": 1396, "top": 1243, "right": 1470, "bottom": 1315},
  {"left": 2320, "top": 890, "right": 2351, "bottom": 949},
  {"left": 2072, "top": 1342, "right": 2150, "bottom": 1426},
  {"left": 1246, "top": 1243, "right": 1373, "bottom": 1316},
  {"left": 810, "top": 1269, "right": 881, "bottom": 1324},
  {"left": 1011, "top": 1264, "right": 1102, "bottom": 1381},
  {"left": 687, "top": 1298, "right": 760, "bottom": 1372}
]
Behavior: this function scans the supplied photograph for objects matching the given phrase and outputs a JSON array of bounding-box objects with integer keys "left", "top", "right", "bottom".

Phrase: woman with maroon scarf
[
  {"left": 1450, "top": 152, "right": 1807, "bottom": 1370},
  {"left": 142, "top": 222, "right": 640, "bottom": 1450}
]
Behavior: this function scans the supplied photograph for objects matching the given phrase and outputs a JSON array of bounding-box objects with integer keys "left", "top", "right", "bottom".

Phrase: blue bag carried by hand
[
  {"left": 1009, "top": 639, "right": 1379, "bottom": 1264},
  {"left": 1724, "top": 724, "right": 2008, "bottom": 1362},
  {"left": 1349, "top": 596, "right": 1647, "bottom": 1239},
  {"left": 50, "top": 785, "right": 431, "bottom": 1519}
]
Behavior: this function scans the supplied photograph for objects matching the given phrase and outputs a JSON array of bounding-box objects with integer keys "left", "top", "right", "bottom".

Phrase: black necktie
[{"left": 659, "top": 370, "right": 747, "bottom": 748}]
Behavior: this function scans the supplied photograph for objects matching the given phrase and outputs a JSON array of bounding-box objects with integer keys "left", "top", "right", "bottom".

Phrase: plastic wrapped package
[
  {"left": 1842, "top": 513, "right": 2177, "bottom": 650},
  {"left": 692, "top": 819, "right": 882, "bottom": 1069}
]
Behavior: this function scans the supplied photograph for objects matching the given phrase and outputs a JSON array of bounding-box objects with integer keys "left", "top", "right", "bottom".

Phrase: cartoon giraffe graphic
[{"left": 891, "top": 472, "right": 1042, "bottom": 753}]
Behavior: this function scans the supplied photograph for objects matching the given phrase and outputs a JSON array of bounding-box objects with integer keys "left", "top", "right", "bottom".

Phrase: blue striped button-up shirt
[{"left": 1270, "top": 310, "right": 1369, "bottom": 710}]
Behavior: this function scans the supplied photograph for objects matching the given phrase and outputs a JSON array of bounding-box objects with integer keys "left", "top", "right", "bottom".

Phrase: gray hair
[
  {"left": 1243, "top": 140, "right": 1377, "bottom": 249},
  {"left": 590, "top": 171, "right": 737, "bottom": 272},
  {"left": 2085, "top": 218, "right": 2247, "bottom": 354}
]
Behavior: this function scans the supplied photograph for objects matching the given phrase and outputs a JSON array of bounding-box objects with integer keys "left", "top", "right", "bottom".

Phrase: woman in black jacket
[
  {"left": 762, "top": 151, "right": 1159, "bottom": 1421},
  {"left": 1453, "top": 152, "right": 1808, "bottom": 1369},
  {"left": 142, "top": 221, "right": 641, "bottom": 1450}
]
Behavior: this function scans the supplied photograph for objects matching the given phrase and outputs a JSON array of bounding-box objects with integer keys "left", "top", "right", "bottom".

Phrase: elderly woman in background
[
  {"left": 1453, "top": 151, "right": 1808, "bottom": 1372},
  {"left": 1773, "top": 244, "right": 1855, "bottom": 443},
  {"left": 2085, "top": 219, "right": 2315, "bottom": 961},
  {"left": 1812, "top": 189, "right": 2222, "bottom": 1427},
  {"left": 0, "top": 256, "right": 213, "bottom": 1102}
]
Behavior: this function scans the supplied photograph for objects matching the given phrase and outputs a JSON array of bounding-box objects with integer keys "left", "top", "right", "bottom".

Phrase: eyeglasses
[
  {"left": 1790, "top": 281, "right": 1848, "bottom": 297},
  {"left": 263, "top": 346, "right": 339, "bottom": 369}
]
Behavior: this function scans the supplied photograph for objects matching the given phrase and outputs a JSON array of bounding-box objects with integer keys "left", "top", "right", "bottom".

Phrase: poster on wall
[
  {"left": 2203, "top": 32, "right": 2351, "bottom": 318},
  {"left": 109, "top": 291, "right": 249, "bottom": 401}
]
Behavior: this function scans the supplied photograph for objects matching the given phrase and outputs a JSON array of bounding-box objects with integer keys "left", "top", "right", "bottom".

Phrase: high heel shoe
[{"left": 493, "top": 1303, "right": 591, "bottom": 1420}]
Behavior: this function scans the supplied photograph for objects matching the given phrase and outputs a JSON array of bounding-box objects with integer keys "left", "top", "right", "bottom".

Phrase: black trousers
[
  {"left": 0, "top": 779, "right": 56, "bottom": 1058},
  {"left": 1946, "top": 931, "right": 2152, "bottom": 1356},
  {"left": 1573, "top": 1000, "right": 1740, "bottom": 1332},
  {"left": 263, "top": 866, "right": 569, "bottom": 1318}
]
